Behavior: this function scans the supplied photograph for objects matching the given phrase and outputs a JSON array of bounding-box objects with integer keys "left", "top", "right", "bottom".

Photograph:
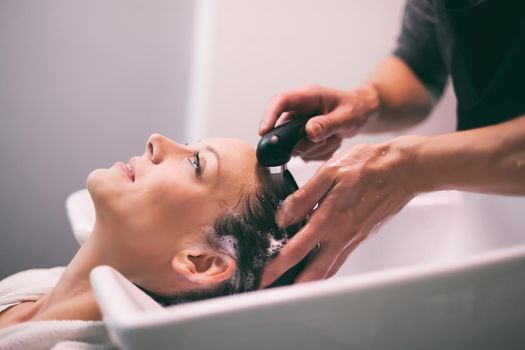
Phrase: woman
[{"left": 0, "top": 134, "right": 310, "bottom": 332}]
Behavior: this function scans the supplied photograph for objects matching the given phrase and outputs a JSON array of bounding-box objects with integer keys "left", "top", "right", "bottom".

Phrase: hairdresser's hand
[
  {"left": 260, "top": 136, "right": 422, "bottom": 287},
  {"left": 259, "top": 84, "right": 380, "bottom": 161}
]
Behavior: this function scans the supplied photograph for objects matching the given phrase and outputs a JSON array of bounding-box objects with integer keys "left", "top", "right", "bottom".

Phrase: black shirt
[
  {"left": 393, "top": 0, "right": 525, "bottom": 130},
  {"left": 394, "top": 0, "right": 451, "bottom": 102}
]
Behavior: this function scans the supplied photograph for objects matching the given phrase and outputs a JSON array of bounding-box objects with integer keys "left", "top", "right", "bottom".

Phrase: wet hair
[{"left": 138, "top": 165, "right": 314, "bottom": 306}]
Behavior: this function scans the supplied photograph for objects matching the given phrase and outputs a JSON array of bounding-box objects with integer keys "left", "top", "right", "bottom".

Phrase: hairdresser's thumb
[{"left": 306, "top": 116, "right": 339, "bottom": 142}]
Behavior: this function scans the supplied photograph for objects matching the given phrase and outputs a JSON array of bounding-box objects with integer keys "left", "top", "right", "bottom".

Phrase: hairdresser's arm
[
  {"left": 408, "top": 115, "right": 525, "bottom": 195},
  {"left": 260, "top": 115, "right": 525, "bottom": 287},
  {"left": 258, "top": 56, "right": 433, "bottom": 160}
]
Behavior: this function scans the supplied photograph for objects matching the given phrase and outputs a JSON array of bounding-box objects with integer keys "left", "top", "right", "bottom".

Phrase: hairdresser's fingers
[
  {"left": 301, "top": 147, "right": 339, "bottom": 162},
  {"left": 293, "top": 138, "right": 326, "bottom": 156},
  {"left": 301, "top": 148, "right": 337, "bottom": 162},
  {"left": 300, "top": 136, "right": 343, "bottom": 161},
  {"left": 323, "top": 210, "right": 383, "bottom": 281},
  {"left": 259, "top": 232, "right": 317, "bottom": 288},
  {"left": 275, "top": 111, "right": 296, "bottom": 127},
  {"left": 302, "top": 146, "right": 341, "bottom": 162},
  {"left": 305, "top": 110, "right": 359, "bottom": 142},
  {"left": 260, "top": 206, "right": 337, "bottom": 288},
  {"left": 259, "top": 87, "right": 323, "bottom": 136},
  {"left": 324, "top": 198, "right": 396, "bottom": 279},
  {"left": 294, "top": 134, "right": 342, "bottom": 157},
  {"left": 294, "top": 242, "right": 340, "bottom": 283},
  {"left": 340, "top": 199, "right": 403, "bottom": 279},
  {"left": 326, "top": 235, "right": 367, "bottom": 278},
  {"left": 325, "top": 255, "right": 346, "bottom": 279},
  {"left": 275, "top": 166, "right": 334, "bottom": 228}
]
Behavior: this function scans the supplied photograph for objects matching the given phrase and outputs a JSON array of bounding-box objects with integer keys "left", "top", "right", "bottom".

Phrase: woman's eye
[{"left": 190, "top": 151, "right": 202, "bottom": 176}]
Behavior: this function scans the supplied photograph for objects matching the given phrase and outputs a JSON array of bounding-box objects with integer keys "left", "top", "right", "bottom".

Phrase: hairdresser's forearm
[
  {"left": 355, "top": 56, "right": 434, "bottom": 133},
  {"left": 399, "top": 115, "right": 525, "bottom": 195}
]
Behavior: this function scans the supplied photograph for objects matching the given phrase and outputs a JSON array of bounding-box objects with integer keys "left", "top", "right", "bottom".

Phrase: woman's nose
[{"left": 146, "top": 133, "right": 189, "bottom": 164}]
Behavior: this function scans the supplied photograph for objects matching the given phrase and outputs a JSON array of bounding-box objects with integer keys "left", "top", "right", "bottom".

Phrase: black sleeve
[{"left": 393, "top": 0, "right": 448, "bottom": 101}]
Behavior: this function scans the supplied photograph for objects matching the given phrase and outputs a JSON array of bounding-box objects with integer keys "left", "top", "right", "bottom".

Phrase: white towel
[
  {"left": 0, "top": 267, "right": 64, "bottom": 313},
  {"left": 0, "top": 268, "right": 114, "bottom": 350},
  {"left": 0, "top": 320, "right": 114, "bottom": 350}
]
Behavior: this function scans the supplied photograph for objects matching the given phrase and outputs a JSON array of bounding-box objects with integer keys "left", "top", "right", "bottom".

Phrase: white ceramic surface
[{"left": 66, "top": 189, "right": 95, "bottom": 245}]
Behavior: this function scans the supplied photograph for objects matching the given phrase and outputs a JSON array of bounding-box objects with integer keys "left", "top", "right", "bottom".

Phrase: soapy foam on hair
[
  {"left": 204, "top": 225, "right": 238, "bottom": 260},
  {"left": 216, "top": 235, "right": 238, "bottom": 260},
  {"left": 209, "top": 228, "right": 284, "bottom": 290},
  {"left": 266, "top": 233, "right": 287, "bottom": 256}
]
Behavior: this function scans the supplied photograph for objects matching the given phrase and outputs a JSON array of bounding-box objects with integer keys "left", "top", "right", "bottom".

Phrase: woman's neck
[
  {"left": 15, "top": 223, "right": 126, "bottom": 324},
  {"left": 30, "top": 236, "right": 103, "bottom": 322}
]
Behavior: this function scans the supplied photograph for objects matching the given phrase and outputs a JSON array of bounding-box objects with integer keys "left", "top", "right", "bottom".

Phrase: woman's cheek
[{"left": 138, "top": 170, "right": 219, "bottom": 232}]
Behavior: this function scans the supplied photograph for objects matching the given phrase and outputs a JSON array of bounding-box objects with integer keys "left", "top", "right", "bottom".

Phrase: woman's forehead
[
  {"left": 198, "top": 137, "right": 253, "bottom": 151},
  {"left": 196, "top": 138, "right": 260, "bottom": 211},
  {"left": 198, "top": 137, "right": 259, "bottom": 183},
  {"left": 198, "top": 138, "right": 256, "bottom": 164}
]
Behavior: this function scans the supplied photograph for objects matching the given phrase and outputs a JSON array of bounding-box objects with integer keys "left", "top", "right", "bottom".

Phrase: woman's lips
[
  {"left": 114, "top": 161, "right": 134, "bottom": 182},
  {"left": 128, "top": 157, "right": 136, "bottom": 181}
]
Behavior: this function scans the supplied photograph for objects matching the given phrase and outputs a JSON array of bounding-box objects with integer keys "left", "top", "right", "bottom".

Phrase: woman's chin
[
  {"left": 87, "top": 168, "right": 140, "bottom": 228},
  {"left": 87, "top": 168, "right": 122, "bottom": 209},
  {"left": 87, "top": 168, "right": 106, "bottom": 194}
]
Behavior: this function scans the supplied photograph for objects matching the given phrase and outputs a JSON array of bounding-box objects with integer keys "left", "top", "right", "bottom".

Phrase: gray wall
[
  {"left": 189, "top": 0, "right": 456, "bottom": 146},
  {"left": 0, "top": 1, "right": 195, "bottom": 278}
]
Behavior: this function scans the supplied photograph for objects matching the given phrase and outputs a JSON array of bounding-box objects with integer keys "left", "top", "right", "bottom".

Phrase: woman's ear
[{"left": 171, "top": 247, "right": 236, "bottom": 286}]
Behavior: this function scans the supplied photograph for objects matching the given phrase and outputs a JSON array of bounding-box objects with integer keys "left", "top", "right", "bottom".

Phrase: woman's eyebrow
[{"left": 204, "top": 145, "right": 221, "bottom": 176}]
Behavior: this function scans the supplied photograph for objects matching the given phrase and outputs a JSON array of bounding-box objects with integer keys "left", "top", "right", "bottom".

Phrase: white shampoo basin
[{"left": 69, "top": 160, "right": 525, "bottom": 349}]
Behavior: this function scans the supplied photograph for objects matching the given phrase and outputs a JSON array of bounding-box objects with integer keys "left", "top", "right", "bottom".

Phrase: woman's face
[{"left": 86, "top": 134, "right": 259, "bottom": 288}]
